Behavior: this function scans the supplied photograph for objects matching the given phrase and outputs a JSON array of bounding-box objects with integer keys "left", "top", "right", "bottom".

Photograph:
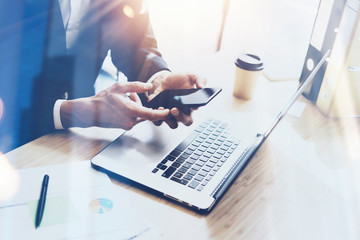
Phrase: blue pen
[{"left": 35, "top": 174, "right": 49, "bottom": 228}]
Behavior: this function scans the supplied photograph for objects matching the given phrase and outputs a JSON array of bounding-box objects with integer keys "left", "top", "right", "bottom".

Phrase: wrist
[{"left": 60, "top": 98, "right": 93, "bottom": 128}]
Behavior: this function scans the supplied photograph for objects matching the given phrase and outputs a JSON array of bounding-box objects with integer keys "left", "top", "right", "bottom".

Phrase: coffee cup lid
[{"left": 235, "top": 53, "right": 264, "bottom": 71}]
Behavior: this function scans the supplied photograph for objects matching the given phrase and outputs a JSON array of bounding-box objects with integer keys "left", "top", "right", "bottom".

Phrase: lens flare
[
  {"left": 0, "top": 98, "right": 3, "bottom": 121},
  {"left": 123, "top": 5, "right": 135, "bottom": 18},
  {"left": 0, "top": 153, "right": 21, "bottom": 201}
]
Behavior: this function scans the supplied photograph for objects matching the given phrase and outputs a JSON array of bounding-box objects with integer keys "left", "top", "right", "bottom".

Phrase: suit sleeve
[{"left": 106, "top": 0, "right": 170, "bottom": 83}]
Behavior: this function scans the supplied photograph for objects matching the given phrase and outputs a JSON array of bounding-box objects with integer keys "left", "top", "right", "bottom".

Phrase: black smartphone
[{"left": 145, "top": 87, "right": 222, "bottom": 114}]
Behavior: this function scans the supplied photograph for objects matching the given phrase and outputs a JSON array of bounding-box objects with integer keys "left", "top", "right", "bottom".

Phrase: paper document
[{"left": 0, "top": 161, "right": 161, "bottom": 240}]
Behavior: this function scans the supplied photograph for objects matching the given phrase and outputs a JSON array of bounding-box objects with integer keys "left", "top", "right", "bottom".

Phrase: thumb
[{"left": 110, "top": 82, "right": 153, "bottom": 94}]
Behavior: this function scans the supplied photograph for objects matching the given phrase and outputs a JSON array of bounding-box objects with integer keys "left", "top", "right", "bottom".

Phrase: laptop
[{"left": 91, "top": 50, "right": 330, "bottom": 213}]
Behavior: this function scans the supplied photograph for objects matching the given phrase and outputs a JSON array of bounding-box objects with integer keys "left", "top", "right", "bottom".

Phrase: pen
[{"left": 35, "top": 174, "right": 49, "bottom": 228}]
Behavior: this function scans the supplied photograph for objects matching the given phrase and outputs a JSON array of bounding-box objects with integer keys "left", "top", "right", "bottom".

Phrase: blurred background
[
  {"left": 147, "top": 0, "right": 320, "bottom": 80},
  {"left": 99, "top": 0, "right": 321, "bottom": 90}
]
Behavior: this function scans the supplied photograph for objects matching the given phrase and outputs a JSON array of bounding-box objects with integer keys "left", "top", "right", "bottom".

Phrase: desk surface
[{"left": 5, "top": 57, "right": 360, "bottom": 239}]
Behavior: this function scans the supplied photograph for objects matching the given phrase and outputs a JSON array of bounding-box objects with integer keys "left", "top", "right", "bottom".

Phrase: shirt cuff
[{"left": 53, "top": 99, "right": 66, "bottom": 130}]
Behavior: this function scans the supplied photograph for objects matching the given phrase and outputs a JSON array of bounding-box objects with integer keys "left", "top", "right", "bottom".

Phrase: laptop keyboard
[{"left": 152, "top": 119, "right": 240, "bottom": 192}]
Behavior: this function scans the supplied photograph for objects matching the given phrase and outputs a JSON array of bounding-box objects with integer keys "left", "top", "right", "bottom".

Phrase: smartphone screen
[{"left": 145, "top": 87, "right": 222, "bottom": 113}]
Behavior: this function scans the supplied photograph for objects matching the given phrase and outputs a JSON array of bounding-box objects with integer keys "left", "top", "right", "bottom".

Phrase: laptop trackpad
[{"left": 94, "top": 121, "right": 189, "bottom": 173}]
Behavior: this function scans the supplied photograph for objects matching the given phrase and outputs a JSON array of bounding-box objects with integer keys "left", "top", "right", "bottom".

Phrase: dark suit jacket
[{"left": 0, "top": 0, "right": 168, "bottom": 153}]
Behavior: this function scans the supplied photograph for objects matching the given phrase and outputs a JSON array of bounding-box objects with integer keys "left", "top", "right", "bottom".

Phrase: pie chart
[{"left": 89, "top": 198, "right": 113, "bottom": 214}]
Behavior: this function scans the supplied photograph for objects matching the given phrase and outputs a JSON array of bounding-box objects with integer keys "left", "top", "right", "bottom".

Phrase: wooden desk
[{"left": 4, "top": 68, "right": 360, "bottom": 239}]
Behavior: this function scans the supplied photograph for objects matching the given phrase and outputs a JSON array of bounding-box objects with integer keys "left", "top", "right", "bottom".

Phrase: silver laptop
[{"left": 91, "top": 50, "right": 329, "bottom": 213}]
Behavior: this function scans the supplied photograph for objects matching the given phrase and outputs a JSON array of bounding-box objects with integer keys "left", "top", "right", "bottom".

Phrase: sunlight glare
[
  {"left": 0, "top": 153, "right": 21, "bottom": 202},
  {"left": 123, "top": 5, "right": 135, "bottom": 18},
  {"left": 0, "top": 98, "right": 3, "bottom": 121}
]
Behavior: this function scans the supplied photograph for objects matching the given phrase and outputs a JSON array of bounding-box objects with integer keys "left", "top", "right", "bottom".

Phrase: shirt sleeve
[{"left": 53, "top": 99, "right": 66, "bottom": 129}]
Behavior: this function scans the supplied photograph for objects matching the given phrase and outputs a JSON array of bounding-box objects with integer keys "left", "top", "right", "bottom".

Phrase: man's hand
[
  {"left": 60, "top": 82, "right": 170, "bottom": 130},
  {"left": 148, "top": 72, "right": 207, "bottom": 129}
]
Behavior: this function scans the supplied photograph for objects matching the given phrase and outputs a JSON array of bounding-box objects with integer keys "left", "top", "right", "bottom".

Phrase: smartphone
[{"left": 145, "top": 87, "right": 222, "bottom": 114}]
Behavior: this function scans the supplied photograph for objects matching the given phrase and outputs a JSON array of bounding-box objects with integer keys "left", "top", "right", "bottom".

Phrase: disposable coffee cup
[{"left": 233, "top": 53, "right": 264, "bottom": 100}]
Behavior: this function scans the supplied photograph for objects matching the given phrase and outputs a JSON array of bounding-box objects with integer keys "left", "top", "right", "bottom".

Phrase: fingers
[
  {"left": 128, "top": 101, "right": 170, "bottom": 122},
  {"left": 128, "top": 92, "right": 142, "bottom": 105},
  {"left": 110, "top": 82, "right": 153, "bottom": 94},
  {"left": 188, "top": 74, "right": 207, "bottom": 88},
  {"left": 170, "top": 108, "right": 193, "bottom": 126}
]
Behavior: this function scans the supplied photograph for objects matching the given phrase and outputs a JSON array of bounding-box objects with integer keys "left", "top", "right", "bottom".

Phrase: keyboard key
[
  {"left": 188, "top": 145, "right": 197, "bottom": 151},
  {"left": 178, "top": 167, "right": 187, "bottom": 174},
  {"left": 194, "top": 126, "right": 205, "bottom": 133},
  {"left": 198, "top": 170, "right": 208, "bottom": 177},
  {"left": 205, "top": 175, "right": 212, "bottom": 181},
  {"left": 206, "top": 148, "right": 216, "bottom": 154},
  {"left": 180, "top": 179, "right": 189, "bottom": 185},
  {"left": 199, "top": 156, "right": 209, "bottom": 162},
  {"left": 170, "top": 150, "right": 181, "bottom": 157},
  {"left": 220, "top": 157, "right": 228, "bottom": 162},
  {"left": 194, "top": 175, "right": 204, "bottom": 182},
  {"left": 197, "top": 186, "right": 204, "bottom": 191},
  {"left": 213, "top": 153, "right": 222, "bottom": 159},
  {"left": 186, "top": 159, "right": 196, "bottom": 164},
  {"left": 188, "top": 180, "right": 200, "bottom": 189},
  {"left": 220, "top": 123, "right": 228, "bottom": 129},
  {"left": 171, "top": 177, "right": 181, "bottom": 183},
  {"left": 162, "top": 167, "right": 177, "bottom": 178},
  {"left": 205, "top": 139, "right": 214, "bottom": 144},
  {"left": 157, "top": 163, "right": 163, "bottom": 168},
  {"left": 206, "top": 162, "right": 215, "bottom": 168},
  {"left": 184, "top": 174, "right": 193, "bottom": 180},
  {"left": 195, "top": 138, "right": 204, "bottom": 144},
  {"left": 180, "top": 153, "right": 190, "bottom": 159},
  {"left": 198, "top": 146, "right": 207, "bottom": 152},
  {"left": 160, "top": 165, "right": 167, "bottom": 170},
  {"left": 171, "top": 162, "right": 181, "bottom": 168},
  {"left": 199, "top": 134, "right": 207, "bottom": 139},
  {"left": 175, "top": 131, "right": 199, "bottom": 152},
  {"left": 165, "top": 155, "right": 176, "bottom": 161},
  {"left": 209, "top": 158, "right": 219, "bottom": 163},
  {"left": 201, "top": 143, "right": 210, "bottom": 148},
  {"left": 212, "top": 132, "right": 220, "bottom": 137},
  {"left": 210, "top": 145, "right": 219, "bottom": 150},
  {"left": 174, "top": 172, "right": 183, "bottom": 178},
  {"left": 220, "top": 146, "right": 229, "bottom": 151},
  {"left": 202, "top": 130, "right": 210, "bottom": 136},
  {"left": 175, "top": 158, "right": 185, "bottom": 164},
  {"left": 185, "top": 149, "right": 194, "bottom": 155},
  {"left": 209, "top": 135, "right": 217, "bottom": 141},
  {"left": 190, "top": 154, "right": 200, "bottom": 160},
  {"left": 183, "top": 163, "right": 192, "bottom": 169},
  {"left": 161, "top": 160, "right": 167, "bottom": 164},
  {"left": 194, "top": 150, "right": 203, "bottom": 156},
  {"left": 152, "top": 168, "right": 159, "bottom": 173},
  {"left": 195, "top": 161, "right": 205, "bottom": 167},
  {"left": 201, "top": 180, "right": 209, "bottom": 186},
  {"left": 188, "top": 169, "right": 197, "bottom": 175},
  {"left": 202, "top": 166, "right": 211, "bottom": 172},
  {"left": 209, "top": 170, "right": 216, "bottom": 176},
  {"left": 191, "top": 165, "right": 201, "bottom": 171}
]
